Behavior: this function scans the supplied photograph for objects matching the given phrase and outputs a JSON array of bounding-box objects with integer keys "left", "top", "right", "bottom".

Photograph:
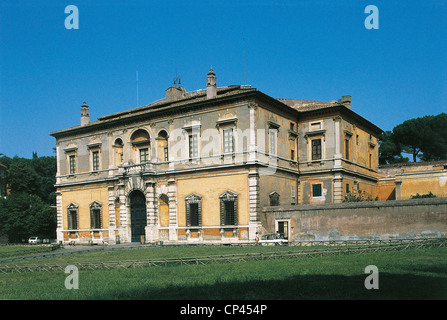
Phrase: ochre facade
[
  {"left": 51, "top": 69, "right": 390, "bottom": 244},
  {"left": 377, "top": 161, "right": 447, "bottom": 201}
]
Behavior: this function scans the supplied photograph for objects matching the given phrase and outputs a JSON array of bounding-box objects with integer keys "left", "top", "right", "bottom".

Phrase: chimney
[
  {"left": 206, "top": 67, "right": 217, "bottom": 99},
  {"left": 338, "top": 95, "right": 352, "bottom": 109},
  {"left": 80, "top": 101, "right": 90, "bottom": 126},
  {"left": 165, "top": 86, "right": 186, "bottom": 100}
]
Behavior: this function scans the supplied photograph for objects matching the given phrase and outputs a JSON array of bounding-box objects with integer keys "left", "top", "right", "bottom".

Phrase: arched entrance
[{"left": 129, "top": 190, "right": 147, "bottom": 242}]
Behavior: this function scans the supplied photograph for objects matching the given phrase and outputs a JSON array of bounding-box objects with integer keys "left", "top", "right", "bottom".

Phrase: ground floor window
[
  {"left": 67, "top": 203, "right": 79, "bottom": 230},
  {"left": 185, "top": 193, "right": 202, "bottom": 227},
  {"left": 219, "top": 191, "right": 238, "bottom": 226},
  {"left": 90, "top": 201, "right": 102, "bottom": 229}
]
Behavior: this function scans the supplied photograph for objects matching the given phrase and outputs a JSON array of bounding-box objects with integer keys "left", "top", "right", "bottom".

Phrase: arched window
[
  {"left": 157, "top": 130, "right": 169, "bottom": 162},
  {"left": 130, "top": 129, "right": 150, "bottom": 164},
  {"left": 114, "top": 138, "right": 124, "bottom": 166},
  {"left": 219, "top": 191, "right": 238, "bottom": 226},
  {"left": 185, "top": 193, "right": 202, "bottom": 227},
  {"left": 90, "top": 201, "right": 102, "bottom": 229},
  {"left": 67, "top": 203, "right": 79, "bottom": 230}
]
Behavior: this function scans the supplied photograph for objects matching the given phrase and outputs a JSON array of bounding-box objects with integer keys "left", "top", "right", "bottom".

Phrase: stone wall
[{"left": 261, "top": 198, "right": 447, "bottom": 241}]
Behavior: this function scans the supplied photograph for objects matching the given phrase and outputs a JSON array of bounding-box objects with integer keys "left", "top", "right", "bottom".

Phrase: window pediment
[{"left": 219, "top": 190, "right": 238, "bottom": 200}]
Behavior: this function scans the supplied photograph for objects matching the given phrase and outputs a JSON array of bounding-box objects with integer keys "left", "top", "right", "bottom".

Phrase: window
[
  {"left": 223, "top": 128, "right": 234, "bottom": 154},
  {"left": 369, "top": 154, "right": 372, "bottom": 168},
  {"left": 269, "top": 192, "right": 280, "bottom": 206},
  {"left": 312, "top": 184, "right": 322, "bottom": 197},
  {"left": 269, "top": 128, "right": 277, "bottom": 155},
  {"left": 346, "top": 184, "right": 350, "bottom": 194},
  {"left": 345, "top": 139, "right": 350, "bottom": 160},
  {"left": 291, "top": 185, "right": 296, "bottom": 205},
  {"left": 131, "top": 129, "right": 150, "bottom": 164},
  {"left": 140, "top": 148, "right": 149, "bottom": 163},
  {"left": 114, "top": 138, "right": 124, "bottom": 167},
  {"left": 291, "top": 149, "right": 295, "bottom": 160},
  {"left": 90, "top": 202, "right": 102, "bottom": 229},
  {"left": 220, "top": 191, "right": 238, "bottom": 226},
  {"left": 69, "top": 155, "right": 76, "bottom": 174},
  {"left": 189, "top": 134, "right": 198, "bottom": 158},
  {"left": 290, "top": 122, "right": 295, "bottom": 131},
  {"left": 189, "top": 203, "right": 200, "bottom": 226},
  {"left": 92, "top": 150, "right": 100, "bottom": 171},
  {"left": 67, "top": 203, "right": 79, "bottom": 230},
  {"left": 185, "top": 193, "right": 202, "bottom": 227},
  {"left": 311, "top": 139, "right": 322, "bottom": 160},
  {"left": 310, "top": 122, "right": 321, "bottom": 130},
  {"left": 157, "top": 130, "right": 169, "bottom": 162}
]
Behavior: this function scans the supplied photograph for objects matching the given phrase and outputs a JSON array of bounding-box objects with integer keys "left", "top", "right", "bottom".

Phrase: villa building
[{"left": 50, "top": 68, "right": 383, "bottom": 244}]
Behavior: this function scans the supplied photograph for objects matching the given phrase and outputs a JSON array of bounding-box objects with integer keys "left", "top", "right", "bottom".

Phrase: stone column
[
  {"left": 395, "top": 179, "right": 402, "bottom": 200},
  {"left": 145, "top": 181, "right": 158, "bottom": 241},
  {"left": 107, "top": 185, "right": 116, "bottom": 243},
  {"left": 55, "top": 191, "right": 63, "bottom": 243},
  {"left": 118, "top": 183, "right": 129, "bottom": 242},
  {"left": 333, "top": 116, "right": 342, "bottom": 168},
  {"left": 168, "top": 179, "right": 178, "bottom": 241},
  {"left": 248, "top": 169, "right": 261, "bottom": 240},
  {"left": 333, "top": 174, "right": 344, "bottom": 203},
  {"left": 248, "top": 102, "right": 257, "bottom": 163}
]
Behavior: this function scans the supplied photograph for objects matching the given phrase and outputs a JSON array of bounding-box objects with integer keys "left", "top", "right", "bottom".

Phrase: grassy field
[{"left": 0, "top": 244, "right": 446, "bottom": 300}]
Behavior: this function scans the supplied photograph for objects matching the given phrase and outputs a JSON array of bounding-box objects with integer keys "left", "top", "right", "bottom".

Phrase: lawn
[{"left": 0, "top": 245, "right": 446, "bottom": 300}]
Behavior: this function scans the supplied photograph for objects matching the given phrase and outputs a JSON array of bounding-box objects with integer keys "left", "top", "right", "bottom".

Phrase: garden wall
[{"left": 261, "top": 198, "right": 447, "bottom": 241}]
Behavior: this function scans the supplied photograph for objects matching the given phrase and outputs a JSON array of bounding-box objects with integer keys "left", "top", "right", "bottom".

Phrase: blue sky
[{"left": 1, "top": 0, "right": 446, "bottom": 158}]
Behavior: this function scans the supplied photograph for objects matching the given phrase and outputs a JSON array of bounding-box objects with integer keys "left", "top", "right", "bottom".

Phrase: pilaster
[
  {"left": 248, "top": 168, "right": 261, "bottom": 239},
  {"left": 168, "top": 179, "right": 178, "bottom": 241}
]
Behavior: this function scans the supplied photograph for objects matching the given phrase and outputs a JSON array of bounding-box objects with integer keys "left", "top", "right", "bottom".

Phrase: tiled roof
[{"left": 277, "top": 98, "right": 339, "bottom": 111}]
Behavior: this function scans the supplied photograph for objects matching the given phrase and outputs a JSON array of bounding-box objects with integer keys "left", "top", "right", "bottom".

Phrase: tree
[
  {"left": 7, "top": 161, "right": 40, "bottom": 195},
  {"left": 378, "top": 131, "right": 409, "bottom": 165},
  {"left": 0, "top": 193, "right": 56, "bottom": 242},
  {"left": 0, "top": 154, "right": 57, "bottom": 242},
  {"left": 392, "top": 113, "right": 447, "bottom": 162},
  {"left": 418, "top": 113, "right": 447, "bottom": 161},
  {"left": 0, "top": 155, "right": 56, "bottom": 204}
]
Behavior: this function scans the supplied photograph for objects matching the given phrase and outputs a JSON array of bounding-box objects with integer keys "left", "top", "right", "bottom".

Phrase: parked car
[
  {"left": 258, "top": 233, "right": 288, "bottom": 246},
  {"left": 28, "top": 236, "right": 42, "bottom": 244}
]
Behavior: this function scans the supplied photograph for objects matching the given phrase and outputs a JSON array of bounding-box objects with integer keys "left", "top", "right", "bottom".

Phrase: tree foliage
[
  {"left": 0, "top": 154, "right": 57, "bottom": 242},
  {"left": 379, "top": 113, "right": 447, "bottom": 164}
]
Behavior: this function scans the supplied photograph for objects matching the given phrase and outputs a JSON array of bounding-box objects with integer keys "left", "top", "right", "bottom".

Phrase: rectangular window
[
  {"left": 345, "top": 139, "right": 350, "bottom": 160},
  {"left": 139, "top": 148, "right": 149, "bottom": 163},
  {"left": 164, "top": 147, "right": 169, "bottom": 162},
  {"left": 290, "top": 123, "right": 295, "bottom": 131},
  {"left": 189, "top": 203, "right": 200, "bottom": 227},
  {"left": 69, "top": 155, "right": 76, "bottom": 174},
  {"left": 269, "top": 129, "right": 277, "bottom": 155},
  {"left": 291, "top": 149, "right": 295, "bottom": 160},
  {"left": 91, "top": 209, "right": 101, "bottom": 229},
  {"left": 223, "top": 128, "right": 234, "bottom": 154},
  {"left": 92, "top": 151, "right": 100, "bottom": 171},
  {"left": 369, "top": 154, "right": 372, "bottom": 168},
  {"left": 189, "top": 134, "right": 198, "bottom": 158},
  {"left": 224, "top": 201, "right": 236, "bottom": 225},
  {"left": 291, "top": 185, "right": 296, "bottom": 205},
  {"left": 311, "top": 139, "right": 322, "bottom": 160},
  {"left": 311, "top": 122, "right": 321, "bottom": 130},
  {"left": 312, "top": 184, "right": 322, "bottom": 197},
  {"left": 68, "top": 209, "right": 78, "bottom": 229}
]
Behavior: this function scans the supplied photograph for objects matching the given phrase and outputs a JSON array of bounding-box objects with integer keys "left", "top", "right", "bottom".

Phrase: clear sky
[{"left": 1, "top": 0, "right": 446, "bottom": 158}]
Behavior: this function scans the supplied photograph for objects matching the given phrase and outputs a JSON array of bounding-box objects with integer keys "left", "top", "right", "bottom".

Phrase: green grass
[
  {"left": 0, "top": 245, "right": 55, "bottom": 259},
  {"left": 1, "top": 245, "right": 446, "bottom": 300}
]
